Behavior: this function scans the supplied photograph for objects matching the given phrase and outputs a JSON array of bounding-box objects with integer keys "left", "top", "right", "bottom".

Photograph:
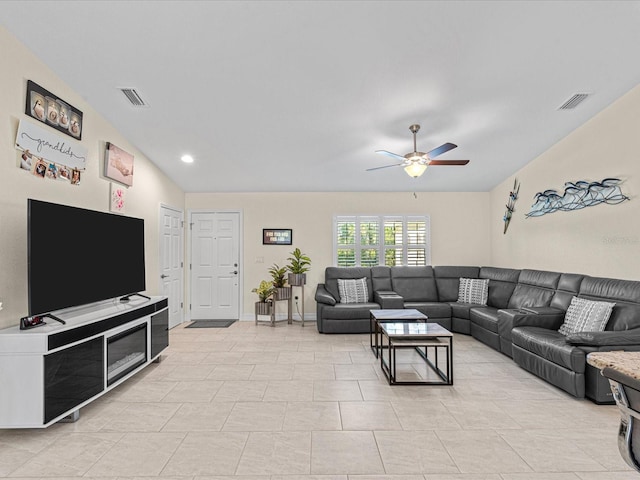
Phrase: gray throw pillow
[
  {"left": 337, "top": 278, "right": 368, "bottom": 304},
  {"left": 558, "top": 296, "right": 615, "bottom": 335},
  {"left": 458, "top": 278, "right": 489, "bottom": 305}
]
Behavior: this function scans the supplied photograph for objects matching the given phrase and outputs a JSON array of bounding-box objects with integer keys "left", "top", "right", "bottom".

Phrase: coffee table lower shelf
[{"left": 379, "top": 325, "right": 453, "bottom": 386}]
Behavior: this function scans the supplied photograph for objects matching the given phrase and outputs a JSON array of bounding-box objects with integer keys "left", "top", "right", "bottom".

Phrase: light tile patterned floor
[{"left": 0, "top": 321, "right": 634, "bottom": 480}]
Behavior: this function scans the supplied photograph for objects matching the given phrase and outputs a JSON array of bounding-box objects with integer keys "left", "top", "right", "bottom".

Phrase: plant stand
[
  {"left": 289, "top": 283, "right": 305, "bottom": 327},
  {"left": 255, "top": 296, "right": 291, "bottom": 327},
  {"left": 274, "top": 287, "right": 292, "bottom": 325},
  {"left": 255, "top": 301, "right": 274, "bottom": 326}
]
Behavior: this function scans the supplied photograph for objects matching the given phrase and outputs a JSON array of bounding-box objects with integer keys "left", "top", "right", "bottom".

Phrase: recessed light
[{"left": 181, "top": 155, "right": 194, "bottom": 163}]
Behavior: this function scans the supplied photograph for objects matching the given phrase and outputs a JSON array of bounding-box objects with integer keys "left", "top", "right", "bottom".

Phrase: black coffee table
[
  {"left": 379, "top": 321, "right": 453, "bottom": 385},
  {"left": 369, "top": 309, "right": 428, "bottom": 358}
]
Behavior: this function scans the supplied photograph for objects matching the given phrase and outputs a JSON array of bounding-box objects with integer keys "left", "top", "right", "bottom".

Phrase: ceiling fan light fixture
[
  {"left": 367, "top": 124, "right": 468, "bottom": 174},
  {"left": 405, "top": 153, "right": 425, "bottom": 163},
  {"left": 404, "top": 163, "right": 427, "bottom": 178}
]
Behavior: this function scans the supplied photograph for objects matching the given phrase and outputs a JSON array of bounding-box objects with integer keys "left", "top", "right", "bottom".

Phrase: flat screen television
[{"left": 28, "top": 199, "right": 146, "bottom": 316}]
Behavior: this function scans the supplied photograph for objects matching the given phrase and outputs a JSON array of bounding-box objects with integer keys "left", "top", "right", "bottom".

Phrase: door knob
[
  {"left": 160, "top": 274, "right": 169, "bottom": 279},
  {"left": 232, "top": 271, "right": 238, "bottom": 275}
]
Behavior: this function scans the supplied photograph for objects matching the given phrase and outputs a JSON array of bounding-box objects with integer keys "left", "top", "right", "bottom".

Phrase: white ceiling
[{"left": 2, "top": 1, "right": 640, "bottom": 193}]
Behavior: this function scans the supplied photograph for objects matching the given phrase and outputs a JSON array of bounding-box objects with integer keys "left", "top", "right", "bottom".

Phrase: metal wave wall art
[{"left": 526, "top": 178, "right": 629, "bottom": 218}]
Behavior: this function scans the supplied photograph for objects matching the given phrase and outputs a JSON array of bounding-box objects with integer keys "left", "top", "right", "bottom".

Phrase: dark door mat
[{"left": 186, "top": 319, "right": 238, "bottom": 328}]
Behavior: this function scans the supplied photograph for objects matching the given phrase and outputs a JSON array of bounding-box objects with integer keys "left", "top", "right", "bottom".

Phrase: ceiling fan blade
[
  {"left": 366, "top": 163, "right": 403, "bottom": 171},
  {"left": 428, "top": 159, "right": 469, "bottom": 166},
  {"left": 426, "top": 142, "right": 457, "bottom": 158},
  {"left": 375, "top": 150, "right": 406, "bottom": 161}
]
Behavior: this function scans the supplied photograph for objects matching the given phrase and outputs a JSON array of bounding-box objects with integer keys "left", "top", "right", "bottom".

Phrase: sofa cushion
[
  {"left": 479, "top": 267, "right": 520, "bottom": 309},
  {"left": 390, "top": 266, "right": 438, "bottom": 302},
  {"left": 337, "top": 277, "right": 369, "bottom": 304},
  {"left": 518, "top": 269, "right": 562, "bottom": 289},
  {"left": 450, "top": 302, "right": 474, "bottom": 320},
  {"left": 508, "top": 283, "right": 555, "bottom": 309},
  {"left": 434, "top": 266, "right": 480, "bottom": 302},
  {"left": 470, "top": 307, "right": 500, "bottom": 333},
  {"left": 507, "top": 269, "right": 560, "bottom": 309},
  {"left": 458, "top": 278, "right": 489, "bottom": 305},
  {"left": 550, "top": 273, "right": 585, "bottom": 311},
  {"left": 558, "top": 296, "right": 615, "bottom": 335},
  {"left": 371, "top": 266, "right": 392, "bottom": 292},
  {"left": 404, "top": 302, "right": 452, "bottom": 319},
  {"left": 579, "top": 276, "right": 640, "bottom": 330},
  {"left": 324, "top": 267, "right": 373, "bottom": 303},
  {"left": 319, "top": 303, "right": 380, "bottom": 320},
  {"left": 512, "top": 326, "right": 586, "bottom": 373}
]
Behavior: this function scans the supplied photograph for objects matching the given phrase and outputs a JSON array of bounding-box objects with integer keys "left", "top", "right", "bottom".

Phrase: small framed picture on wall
[
  {"left": 104, "top": 142, "right": 134, "bottom": 186},
  {"left": 263, "top": 229, "right": 292, "bottom": 245}
]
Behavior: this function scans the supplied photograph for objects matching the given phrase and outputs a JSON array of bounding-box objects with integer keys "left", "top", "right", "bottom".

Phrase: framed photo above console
[
  {"left": 263, "top": 228, "right": 292, "bottom": 245},
  {"left": 25, "top": 80, "right": 83, "bottom": 140}
]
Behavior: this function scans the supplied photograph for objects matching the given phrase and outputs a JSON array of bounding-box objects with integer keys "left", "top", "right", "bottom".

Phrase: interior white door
[
  {"left": 160, "top": 205, "right": 184, "bottom": 329},
  {"left": 191, "top": 212, "right": 240, "bottom": 319}
]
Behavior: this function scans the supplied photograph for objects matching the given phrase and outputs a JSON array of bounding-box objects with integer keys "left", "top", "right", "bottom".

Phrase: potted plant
[
  {"left": 286, "top": 247, "right": 311, "bottom": 286},
  {"left": 252, "top": 280, "right": 275, "bottom": 315},
  {"left": 269, "top": 263, "right": 291, "bottom": 300}
]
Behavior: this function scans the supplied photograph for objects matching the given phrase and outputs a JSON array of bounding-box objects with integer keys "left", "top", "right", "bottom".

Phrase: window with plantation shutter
[{"left": 334, "top": 215, "right": 430, "bottom": 267}]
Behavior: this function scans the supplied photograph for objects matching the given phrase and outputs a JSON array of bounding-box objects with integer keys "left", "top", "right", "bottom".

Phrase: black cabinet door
[
  {"left": 44, "top": 336, "right": 104, "bottom": 423},
  {"left": 151, "top": 309, "right": 169, "bottom": 359}
]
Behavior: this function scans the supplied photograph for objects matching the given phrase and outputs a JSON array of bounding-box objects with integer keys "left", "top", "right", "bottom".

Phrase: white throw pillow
[
  {"left": 337, "top": 278, "right": 369, "bottom": 304},
  {"left": 458, "top": 278, "right": 489, "bottom": 305},
  {"left": 558, "top": 296, "right": 615, "bottom": 335}
]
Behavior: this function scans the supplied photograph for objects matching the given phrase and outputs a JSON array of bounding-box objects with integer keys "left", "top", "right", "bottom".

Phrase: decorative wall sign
[
  {"left": 105, "top": 142, "right": 134, "bottom": 186},
  {"left": 16, "top": 119, "right": 87, "bottom": 170},
  {"left": 526, "top": 178, "right": 629, "bottom": 218},
  {"left": 503, "top": 178, "right": 520, "bottom": 234},
  {"left": 263, "top": 229, "right": 293, "bottom": 245},
  {"left": 25, "top": 80, "right": 83, "bottom": 140},
  {"left": 110, "top": 183, "right": 127, "bottom": 213}
]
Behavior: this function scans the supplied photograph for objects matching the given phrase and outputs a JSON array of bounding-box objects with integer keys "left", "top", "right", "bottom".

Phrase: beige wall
[
  {"left": 0, "top": 27, "right": 185, "bottom": 329},
  {"left": 490, "top": 83, "right": 640, "bottom": 280},
  {"left": 186, "top": 192, "right": 491, "bottom": 318}
]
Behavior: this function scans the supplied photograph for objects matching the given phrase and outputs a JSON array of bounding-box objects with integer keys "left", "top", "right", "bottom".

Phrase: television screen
[{"left": 28, "top": 199, "right": 146, "bottom": 316}]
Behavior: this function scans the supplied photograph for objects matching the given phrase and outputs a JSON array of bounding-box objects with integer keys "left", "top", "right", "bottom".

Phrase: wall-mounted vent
[
  {"left": 558, "top": 93, "right": 590, "bottom": 110},
  {"left": 119, "top": 88, "right": 148, "bottom": 107}
]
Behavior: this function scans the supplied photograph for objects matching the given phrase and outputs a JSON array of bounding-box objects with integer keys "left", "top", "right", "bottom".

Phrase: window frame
[{"left": 333, "top": 214, "right": 431, "bottom": 267}]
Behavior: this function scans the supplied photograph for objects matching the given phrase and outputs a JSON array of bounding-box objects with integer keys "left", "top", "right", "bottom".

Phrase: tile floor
[{"left": 0, "top": 321, "right": 635, "bottom": 480}]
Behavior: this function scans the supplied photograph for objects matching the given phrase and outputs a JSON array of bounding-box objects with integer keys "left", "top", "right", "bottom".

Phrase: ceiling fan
[{"left": 368, "top": 124, "right": 469, "bottom": 178}]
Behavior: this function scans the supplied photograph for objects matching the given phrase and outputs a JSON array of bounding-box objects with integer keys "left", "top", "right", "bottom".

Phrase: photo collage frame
[{"left": 19, "top": 148, "right": 82, "bottom": 185}]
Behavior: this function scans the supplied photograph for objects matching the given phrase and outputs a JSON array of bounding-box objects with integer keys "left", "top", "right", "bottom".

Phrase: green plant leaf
[{"left": 286, "top": 248, "right": 311, "bottom": 274}]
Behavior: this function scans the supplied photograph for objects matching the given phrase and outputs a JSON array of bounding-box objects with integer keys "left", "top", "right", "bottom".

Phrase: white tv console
[{"left": 0, "top": 296, "right": 168, "bottom": 428}]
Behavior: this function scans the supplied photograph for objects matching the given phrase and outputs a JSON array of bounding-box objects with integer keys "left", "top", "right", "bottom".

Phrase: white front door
[
  {"left": 159, "top": 205, "right": 184, "bottom": 329},
  {"left": 190, "top": 212, "right": 240, "bottom": 320}
]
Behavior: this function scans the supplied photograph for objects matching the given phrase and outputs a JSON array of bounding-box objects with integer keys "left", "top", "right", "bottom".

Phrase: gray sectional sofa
[{"left": 314, "top": 265, "right": 640, "bottom": 403}]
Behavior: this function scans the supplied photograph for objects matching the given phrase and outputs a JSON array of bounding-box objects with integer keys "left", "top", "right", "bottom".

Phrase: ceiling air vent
[
  {"left": 120, "top": 88, "right": 148, "bottom": 107},
  {"left": 558, "top": 93, "right": 590, "bottom": 110}
]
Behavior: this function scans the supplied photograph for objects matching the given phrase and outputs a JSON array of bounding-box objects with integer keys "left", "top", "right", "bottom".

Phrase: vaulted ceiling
[{"left": 2, "top": 1, "right": 640, "bottom": 192}]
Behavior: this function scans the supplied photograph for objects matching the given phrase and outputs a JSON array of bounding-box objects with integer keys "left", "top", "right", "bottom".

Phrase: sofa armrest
[
  {"left": 315, "top": 284, "right": 337, "bottom": 306},
  {"left": 520, "top": 306, "right": 565, "bottom": 316},
  {"left": 374, "top": 291, "right": 404, "bottom": 309},
  {"left": 512, "top": 313, "right": 565, "bottom": 330},
  {"left": 498, "top": 309, "right": 565, "bottom": 346},
  {"left": 497, "top": 309, "right": 566, "bottom": 357},
  {"left": 566, "top": 330, "right": 640, "bottom": 347}
]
